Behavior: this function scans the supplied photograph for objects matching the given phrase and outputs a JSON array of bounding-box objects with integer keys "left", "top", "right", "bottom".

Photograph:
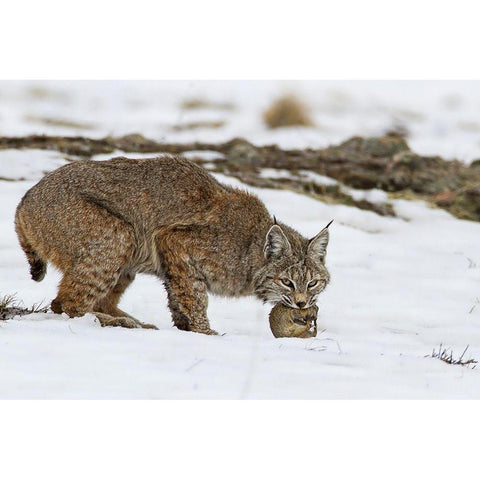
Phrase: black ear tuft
[{"left": 307, "top": 225, "right": 330, "bottom": 262}]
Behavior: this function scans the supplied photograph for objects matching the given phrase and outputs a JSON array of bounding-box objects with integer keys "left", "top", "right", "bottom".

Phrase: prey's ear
[
  {"left": 307, "top": 220, "right": 333, "bottom": 263},
  {"left": 264, "top": 225, "right": 292, "bottom": 260}
]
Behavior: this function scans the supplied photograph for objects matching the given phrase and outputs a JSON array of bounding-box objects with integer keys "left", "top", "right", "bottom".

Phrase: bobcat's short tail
[{"left": 14, "top": 209, "right": 47, "bottom": 282}]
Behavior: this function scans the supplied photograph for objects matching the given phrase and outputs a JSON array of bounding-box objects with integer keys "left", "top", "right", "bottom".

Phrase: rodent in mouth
[{"left": 269, "top": 303, "right": 318, "bottom": 338}]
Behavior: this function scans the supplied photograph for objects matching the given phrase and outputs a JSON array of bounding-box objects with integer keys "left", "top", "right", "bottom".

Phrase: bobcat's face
[
  {"left": 254, "top": 222, "right": 331, "bottom": 309},
  {"left": 271, "top": 259, "right": 330, "bottom": 309}
]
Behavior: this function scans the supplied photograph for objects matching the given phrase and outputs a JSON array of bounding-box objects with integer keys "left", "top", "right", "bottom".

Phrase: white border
[
  {"left": 2, "top": 401, "right": 479, "bottom": 479},
  {"left": 2, "top": 2, "right": 479, "bottom": 477},
  {"left": 2, "top": 0, "right": 480, "bottom": 79}
]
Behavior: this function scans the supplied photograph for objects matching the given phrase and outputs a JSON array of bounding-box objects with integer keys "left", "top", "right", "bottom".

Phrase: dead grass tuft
[
  {"left": 0, "top": 294, "right": 17, "bottom": 311},
  {"left": 263, "top": 94, "right": 314, "bottom": 129},
  {"left": 426, "top": 344, "right": 477, "bottom": 368},
  {"left": 0, "top": 293, "right": 48, "bottom": 320}
]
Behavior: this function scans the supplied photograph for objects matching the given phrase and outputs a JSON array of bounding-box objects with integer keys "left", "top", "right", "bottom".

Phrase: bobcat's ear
[
  {"left": 264, "top": 225, "right": 292, "bottom": 260},
  {"left": 307, "top": 220, "right": 332, "bottom": 263}
]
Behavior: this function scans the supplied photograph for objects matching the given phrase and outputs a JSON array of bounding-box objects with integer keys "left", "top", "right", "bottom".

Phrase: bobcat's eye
[
  {"left": 280, "top": 278, "right": 294, "bottom": 288},
  {"left": 308, "top": 280, "right": 319, "bottom": 289}
]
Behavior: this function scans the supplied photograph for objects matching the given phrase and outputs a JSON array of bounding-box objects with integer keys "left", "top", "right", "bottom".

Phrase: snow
[
  {"left": 1, "top": 173, "right": 480, "bottom": 398},
  {"left": 297, "top": 170, "right": 339, "bottom": 186},
  {"left": 345, "top": 187, "right": 390, "bottom": 203},
  {"left": 258, "top": 168, "right": 295, "bottom": 180},
  {"left": 1, "top": 81, "right": 479, "bottom": 398},
  {"left": 0, "top": 149, "right": 69, "bottom": 181}
]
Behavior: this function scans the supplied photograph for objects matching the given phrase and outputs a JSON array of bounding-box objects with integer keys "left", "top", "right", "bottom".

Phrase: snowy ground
[{"left": 1, "top": 81, "right": 479, "bottom": 398}]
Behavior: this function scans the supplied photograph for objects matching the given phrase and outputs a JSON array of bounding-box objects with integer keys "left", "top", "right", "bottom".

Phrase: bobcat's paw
[
  {"left": 188, "top": 326, "right": 218, "bottom": 335},
  {"left": 136, "top": 320, "right": 159, "bottom": 330},
  {"left": 51, "top": 298, "right": 87, "bottom": 317},
  {"left": 94, "top": 312, "right": 158, "bottom": 330},
  {"left": 203, "top": 328, "right": 218, "bottom": 335}
]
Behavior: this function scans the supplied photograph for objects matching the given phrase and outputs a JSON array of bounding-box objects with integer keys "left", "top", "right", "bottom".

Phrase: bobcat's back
[
  {"left": 15, "top": 155, "right": 274, "bottom": 281},
  {"left": 22, "top": 156, "right": 232, "bottom": 229}
]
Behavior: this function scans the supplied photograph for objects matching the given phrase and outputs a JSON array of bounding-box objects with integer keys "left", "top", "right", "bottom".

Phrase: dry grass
[
  {"left": 24, "top": 115, "right": 94, "bottom": 130},
  {"left": 0, "top": 294, "right": 17, "bottom": 311},
  {"left": 171, "top": 120, "right": 226, "bottom": 131},
  {"left": 25, "top": 86, "right": 69, "bottom": 102},
  {"left": 427, "top": 344, "right": 477, "bottom": 368},
  {"left": 180, "top": 98, "right": 235, "bottom": 111},
  {"left": 263, "top": 94, "right": 314, "bottom": 129},
  {"left": 469, "top": 298, "right": 480, "bottom": 314},
  {"left": 0, "top": 293, "right": 48, "bottom": 320}
]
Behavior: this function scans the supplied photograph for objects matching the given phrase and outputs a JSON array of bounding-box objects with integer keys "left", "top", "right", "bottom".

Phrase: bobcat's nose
[{"left": 296, "top": 300, "right": 306, "bottom": 308}]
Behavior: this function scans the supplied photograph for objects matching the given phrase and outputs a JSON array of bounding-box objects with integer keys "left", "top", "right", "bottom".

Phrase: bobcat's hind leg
[
  {"left": 49, "top": 201, "right": 141, "bottom": 324},
  {"left": 51, "top": 269, "right": 119, "bottom": 318},
  {"left": 52, "top": 270, "right": 158, "bottom": 330}
]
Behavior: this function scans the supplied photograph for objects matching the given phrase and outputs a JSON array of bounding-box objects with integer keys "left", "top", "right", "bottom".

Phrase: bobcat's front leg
[{"left": 164, "top": 268, "right": 217, "bottom": 335}]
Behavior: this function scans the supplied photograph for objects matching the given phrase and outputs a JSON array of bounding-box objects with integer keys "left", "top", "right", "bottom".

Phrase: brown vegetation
[
  {"left": 2, "top": 132, "right": 480, "bottom": 221},
  {"left": 180, "top": 98, "right": 235, "bottom": 111},
  {"left": 171, "top": 120, "right": 226, "bottom": 131},
  {"left": 24, "top": 115, "right": 94, "bottom": 130},
  {"left": 263, "top": 94, "right": 314, "bottom": 129}
]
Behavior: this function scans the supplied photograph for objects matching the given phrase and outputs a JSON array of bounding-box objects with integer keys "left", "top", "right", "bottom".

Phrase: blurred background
[{"left": 1, "top": 80, "right": 480, "bottom": 163}]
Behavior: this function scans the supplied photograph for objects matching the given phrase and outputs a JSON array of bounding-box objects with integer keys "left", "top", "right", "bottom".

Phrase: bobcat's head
[{"left": 253, "top": 221, "right": 331, "bottom": 309}]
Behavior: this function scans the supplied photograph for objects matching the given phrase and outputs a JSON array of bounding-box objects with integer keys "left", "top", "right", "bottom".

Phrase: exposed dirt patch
[
  {"left": 219, "top": 169, "right": 396, "bottom": 217},
  {"left": 1, "top": 133, "right": 479, "bottom": 221},
  {"left": 0, "top": 135, "right": 115, "bottom": 157}
]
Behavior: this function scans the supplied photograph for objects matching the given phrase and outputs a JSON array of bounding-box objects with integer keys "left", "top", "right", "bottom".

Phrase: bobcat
[{"left": 15, "top": 155, "right": 331, "bottom": 334}]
